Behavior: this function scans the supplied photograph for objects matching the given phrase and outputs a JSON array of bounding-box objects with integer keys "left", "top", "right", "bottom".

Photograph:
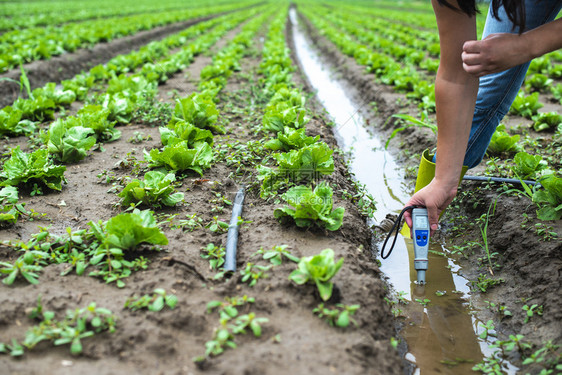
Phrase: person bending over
[{"left": 404, "top": 0, "right": 562, "bottom": 233}]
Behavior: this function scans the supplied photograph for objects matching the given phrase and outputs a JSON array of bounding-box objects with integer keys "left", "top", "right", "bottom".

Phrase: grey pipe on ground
[{"left": 223, "top": 186, "right": 245, "bottom": 272}]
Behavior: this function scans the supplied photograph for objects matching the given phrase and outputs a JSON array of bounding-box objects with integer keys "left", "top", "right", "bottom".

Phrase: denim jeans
[{"left": 462, "top": 0, "right": 562, "bottom": 168}]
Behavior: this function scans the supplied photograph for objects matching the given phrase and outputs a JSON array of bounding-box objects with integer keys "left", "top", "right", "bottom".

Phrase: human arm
[
  {"left": 462, "top": 18, "right": 562, "bottom": 77},
  {"left": 404, "top": 0, "right": 479, "bottom": 234}
]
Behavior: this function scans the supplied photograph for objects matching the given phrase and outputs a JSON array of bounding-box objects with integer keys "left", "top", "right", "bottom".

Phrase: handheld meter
[{"left": 412, "top": 208, "right": 429, "bottom": 285}]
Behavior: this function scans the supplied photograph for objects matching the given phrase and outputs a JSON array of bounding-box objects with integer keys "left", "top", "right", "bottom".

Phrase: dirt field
[{"left": 0, "top": 12, "right": 404, "bottom": 375}]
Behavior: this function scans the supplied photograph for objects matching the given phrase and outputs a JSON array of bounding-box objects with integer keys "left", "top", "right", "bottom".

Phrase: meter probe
[{"left": 380, "top": 205, "right": 430, "bottom": 285}]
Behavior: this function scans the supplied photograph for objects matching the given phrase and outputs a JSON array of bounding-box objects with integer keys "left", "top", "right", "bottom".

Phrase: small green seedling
[
  {"left": 313, "top": 303, "right": 360, "bottom": 328},
  {"left": 478, "top": 320, "right": 496, "bottom": 340},
  {"left": 522, "top": 304, "right": 543, "bottom": 324},
  {"left": 415, "top": 298, "right": 431, "bottom": 307},
  {"left": 0, "top": 250, "right": 49, "bottom": 285},
  {"left": 206, "top": 295, "right": 255, "bottom": 321},
  {"left": 203, "top": 325, "right": 236, "bottom": 358},
  {"left": 231, "top": 313, "right": 268, "bottom": 337},
  {"left": 240, "top": 263, "right": 271, "bottom": 287},
  {"left": 206, "top": 216, "right": 229, "bottom": 233},
  {"left": 472, "top": 274, "right": 504, "bottom": 293},
  {"left": 253, "top": 244, "right": 300, "bottom": 265},
  {"left": 484, "top": 301, "right": 512, "bottom": 319},
  {"left": 200, "top": 243, "right": 225, "bottom": 270},
  {"left": 124, "top": 289, "right": 178, "bottom": 312}
]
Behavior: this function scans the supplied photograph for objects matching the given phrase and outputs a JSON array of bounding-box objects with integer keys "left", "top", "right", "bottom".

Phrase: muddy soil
[
  {"left": 293, "top": 6, "right": 561, "bottom": 373},
  {"left": 0, "top": 15, "right": 403, "bottom": 375}
]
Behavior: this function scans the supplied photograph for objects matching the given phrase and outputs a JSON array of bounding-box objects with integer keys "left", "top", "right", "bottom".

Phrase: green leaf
[
  {"left": 150, "top": 296, "right": 165, "bottom": 312},
  {"left": 250, "top": 320, "right": 262, "bottom": 337},
  {"left": 512, "top": 151, "right": 545, "bottom": 180},
  {"left": 316, "top": 280, "right": 333, "bottom": 302},
  {"left": 70, "top": 338, "right": 83, "bottom": 355},
  {"left": 336, "top": 310, "right": 350, "bottom": 327},
  {"left": 165, "top": 295, "right": 178, "bottom": 309}
]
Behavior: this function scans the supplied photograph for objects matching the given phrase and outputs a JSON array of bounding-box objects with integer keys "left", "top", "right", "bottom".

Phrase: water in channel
[{"left": 288, "top": 8, "right": 518, "bottom": 375}]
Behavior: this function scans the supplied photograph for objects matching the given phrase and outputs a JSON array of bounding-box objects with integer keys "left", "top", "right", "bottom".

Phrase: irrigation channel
[{"left": 288, "top": 8, "right": 518, "bottom": 375}]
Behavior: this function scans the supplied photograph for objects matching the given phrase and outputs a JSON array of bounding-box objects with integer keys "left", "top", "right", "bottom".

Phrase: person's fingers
[
  {"left": 461, "top": 50, "right": 482, "bottom": 66},
  {"left": 462, "top": 40, "right": 481, "bottom": 53},
  {"left": 404, "top": 212, "right": 412, "bottom": 229},
  {"left": 463, "top": 61, "right": 494, "bottom": 77},
  {"left": 427, "top": 207, "right": 440, "bottom": 237},
  {"left": 463, "top": 62, "right": 482, "bottom": 74}
]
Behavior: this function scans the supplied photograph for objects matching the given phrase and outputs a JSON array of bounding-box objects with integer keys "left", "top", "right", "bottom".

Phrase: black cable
[
  {"left": 462, "top": 175, "right": 538, "bottom": 186},
  {"left": 380, "top": 205, "right": 421, "bottom": 259}
]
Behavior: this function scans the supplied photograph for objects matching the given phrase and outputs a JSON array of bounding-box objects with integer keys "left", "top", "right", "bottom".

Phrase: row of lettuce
[
  {"left": 297, "top": 2, "right": 562, "bottom": 221},
  {"left": 0, "top": 0, "right": 238, "bottom": 31},
  {"left": 0, "top": 0, "right": 261, "bottom": 73},
  {"left": 194, "top": 6, "right": 358, "bottom": 361}
]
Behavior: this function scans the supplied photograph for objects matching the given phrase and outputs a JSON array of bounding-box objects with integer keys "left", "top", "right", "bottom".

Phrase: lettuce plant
[
  {"left": 512, "top": 152, "right": 547, "bottom": 180},
  {"left": 267, "top": 87, "right": 306, "bottom": 109},
  {"left": 106, "top": 73, "right": 156, "bottom": 102},
  {"left": 0, "top": 186, "right": 25, "bottom": 225},
  {"left": 527, "top": 56, "right": 551, "bottom": 75},
  {"left": 46, "top": 120, "right": 96, "bottom": 163},
  {"left": 32, "top": 82, "right": 76, "bottom": 107},
  {"left": 276, "top": 142, "right": 334, "bottom": 178},
  {"left": 171, "top": 93, "right": 224, "bottom": 134},
  {"left": 262, "top": 102, "right": 309, "bottom": 133},
  {"left": 548, "top": 64, "right": 562, "bottom": 79},
  {"left": 98, "top": 92, "right": 136, "bottom": 125},
  {"left": 525, "top": 73, "right": 553, "bottom": 92},
  {"left": 0, "top": 107, "right": 37, "bottom": 136},
  {"left": 551, "top": 83, "right": 562, "bottom": 104},
  {"left": 289, "top": 248, "right": 344, "bottom": 301},
  {"left": 509, "top": 92, "right": 543, "bottom": 119},
  {"left": 274, "top": 182, "right": 345, "bottom": 231},
  {"left": 72, "top": 104, "right": 121, "bottom": 142},
  {"left": 487, "top": 124, "right": 521, "bottom": 155},
  {"left": 11, "top": 95, "right": 56, "bottom": 122},
  {"left": 532, "top": 174, "right": 562, "bottom": 220},
  {"left": 264, "top": 127, "right": 319, "bottom": 151},
  {"left": 144, "top": 141, "right": 213, "bottom": 176},
  {"left": 89, "top": 209, "right": 168, "bottom": 252},
  {"left": 159, "top": 120, "right": 214, "bottom": 148},
  {"left": 118, "top": 171, "right": 184, "bottom": 208},
  {"left": 0, "top": 147, "right": 66, "bottom": 191},
  {"left": 532, "top": 112, "right": 562, "bottom": 132},
  {"left": 259, "top": 141, "right": 335, "bottom": 198}
]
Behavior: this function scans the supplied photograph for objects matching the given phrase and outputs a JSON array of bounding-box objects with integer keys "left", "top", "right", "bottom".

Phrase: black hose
[
  {"left": 462, "top": 175, "right": 538, "bottom": 186},
  {"left": 223, "top": 186, "right": 245, "bottom": 272},
  {"left": 380, "top": 205, "right": 420, "bottom": 259}
]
